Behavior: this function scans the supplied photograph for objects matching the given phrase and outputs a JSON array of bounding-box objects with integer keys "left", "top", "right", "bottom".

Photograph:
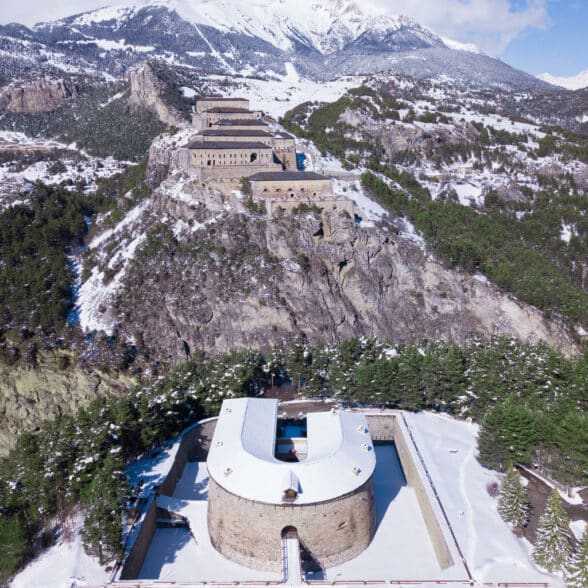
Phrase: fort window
[{"left": 250, "top": 153, "right": 258, "bottom": 163}]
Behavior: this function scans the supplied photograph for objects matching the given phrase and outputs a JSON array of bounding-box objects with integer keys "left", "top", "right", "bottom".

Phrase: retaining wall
[
  {"left": 120, "top": 499, "right": 158, "bottom": 580},
  {"left": 366, "top": 414, "right": 454, "bottom": 570}
]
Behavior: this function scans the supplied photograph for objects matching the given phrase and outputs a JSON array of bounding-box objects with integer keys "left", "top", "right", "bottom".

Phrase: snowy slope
[
  {"left": 11, "top": 515, "right": 109, "bottom": 588},
  {"left": 538, "top": 68, "right": 588, "bottom": 91}
]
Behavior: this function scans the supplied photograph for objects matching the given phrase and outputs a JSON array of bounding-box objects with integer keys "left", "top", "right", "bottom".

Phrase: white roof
[{"left": 207, "top": 398, "right": 376, "bottom": 504}]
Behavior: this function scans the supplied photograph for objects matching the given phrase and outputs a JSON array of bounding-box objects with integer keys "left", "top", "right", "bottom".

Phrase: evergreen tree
[
  {"left": 81, "top": 455, "right": 129, "bottom": 564},
  {"left": 566, "top": 532, "right": 588, "bottom": 588},
  {"left": 533, "top": 489, "right": 572, "bottom": 573},
  {"left": 497, "top": 468, "right": 530, "bottom": 531}
]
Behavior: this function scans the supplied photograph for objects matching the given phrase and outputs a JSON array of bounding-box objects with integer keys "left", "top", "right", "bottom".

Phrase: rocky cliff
[
  {"left": 0, "top": 77, "right": 79, "bottom": 113},
  {"left": 0, "top": 352, "right": 135, "bottom": 455},
  {"left": 106, "top": 175, "right": 577, "bottom": 363},
  {"left": 129, "top": 63, "right": 188, "bottom": 128}
]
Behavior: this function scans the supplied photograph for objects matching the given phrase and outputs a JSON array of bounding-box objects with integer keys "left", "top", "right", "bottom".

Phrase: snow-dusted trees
[
  {"left": 533, "top": 489, "right": 572, "bottom": 573},
  {"left": 497, "top": 468, "right": 530, "bottom": 533},
  {"left": 566, "top": 532, "right": 588, "bottom": 588}
]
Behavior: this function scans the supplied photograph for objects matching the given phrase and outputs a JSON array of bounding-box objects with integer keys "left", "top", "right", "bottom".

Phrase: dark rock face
[{"left": 113, "top": 191, "right": 576, "bottom": 362}]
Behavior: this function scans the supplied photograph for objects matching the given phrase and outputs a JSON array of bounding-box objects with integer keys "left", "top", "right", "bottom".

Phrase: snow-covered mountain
[
  {"left": 54, "top": 0, "right": 442, "bottom": 55},
  {"left": 0, "top": 0, "right": 550, "bottom": 90},
  {"left": 538, "top": 68, "right": 588, "bottom": 91}
]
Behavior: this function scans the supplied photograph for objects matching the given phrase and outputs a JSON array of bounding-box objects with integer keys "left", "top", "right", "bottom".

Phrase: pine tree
[
  {"left": 81, "top": 455, "right": 129, "bottom": 564},
  {"left": 497, "top": 468, "right": 530, "bottom": 532},
  {"left": 533, "top": 489, "right": 572, "bottom": 573},
  {"left": 566, "top": 532, "right": 588, "bottom": 588}
]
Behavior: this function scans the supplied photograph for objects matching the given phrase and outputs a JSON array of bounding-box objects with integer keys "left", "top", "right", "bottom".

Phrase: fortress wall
[
  {"left": 200, "top": 163, "right": 282, "bottom": 180},
  {"left": 196, "top": 99, "right": 250, "bottom": 113},
  {"left": 207, "top": 476, "right": 376, "bottom": 573},
  {"left": 392, "top": 417, "right": 455, "bottom": 569},
  {"left": 251, "top": 178, "right": 331, "bottom": 197},
  {"left": 158, "top": 424, "right": 212, "bottom": 497},
  {"left": 366, "top": 414, "right": 397, "bottom": 441},
  {"left": 266, "top": 197, "right": 354, "bottom": 218},
  {"left": 273, "top": 149, "right": 297, "bottom": 170},
  {"left": 119, "top": 420, "right": 217, "bottom": 580},
  {"left": 120, "top": 499, "right": 157, "bottom": 580}
]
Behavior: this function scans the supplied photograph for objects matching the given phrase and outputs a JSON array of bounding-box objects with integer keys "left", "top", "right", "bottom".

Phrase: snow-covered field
[
  {"left": 197, "top": 68, "right": 360, "bottom": 120},
  {"left": 11, "top": 515, "right": 109, "bottom": 588},
  {"left": 0, "top": 130, "right": 129, "bottom": 210},
  {"left": 405, "top": 412, "right": 563, "bottom": 587}
]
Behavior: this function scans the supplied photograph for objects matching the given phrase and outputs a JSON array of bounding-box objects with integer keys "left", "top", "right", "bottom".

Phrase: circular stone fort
[{"left": 206, "top": 398, "right": 377, "bottom": 572}]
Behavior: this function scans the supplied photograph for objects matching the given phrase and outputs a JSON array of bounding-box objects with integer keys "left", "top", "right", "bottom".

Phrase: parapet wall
[
  {"left": 366, "top": 414, "right": 455, "bottom": 570},
  {"left": 266, "top": 197, "right": 354, "bottom": 218},
  {"left": 207, "top": 475, "right": 376, "bottom": 573},
  {"left": 120, "top": 499, "right": 157, "bottom": 580},
  {"left": 120, "top": 420, "right": 217, "bottom": 580}
]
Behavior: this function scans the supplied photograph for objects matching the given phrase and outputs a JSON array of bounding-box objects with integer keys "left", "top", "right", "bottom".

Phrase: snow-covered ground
[
  {"left": 0, "top": 130, "right": 129, "bottom": 210},
  {"left": 201, "top": 69, "right": 360, "bottom": 119},
  {"left": 405, "top": 412, "right": 564, "bottom": 587},
  {"left": 77, "top": 199, "right": 149, "bottom": 334},
  {"left": 11, "top": 514, "right": 109, "bottom": 588}
]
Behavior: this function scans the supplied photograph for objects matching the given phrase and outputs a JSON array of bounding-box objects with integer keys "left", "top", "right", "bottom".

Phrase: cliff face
[
  {"left": 110, "top": 177, "right": 578, "bottom": 363},
  {"left": 0, "top": 78, "right": 79, "bottom": 113},
  {"left": 0, "top": 352, "right": 135, "bottom": 455},
  {"left": 128, "top": 63, "right": 187, "bottom": 128}
]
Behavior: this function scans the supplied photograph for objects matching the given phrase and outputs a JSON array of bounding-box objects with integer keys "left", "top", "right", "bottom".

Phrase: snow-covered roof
[{"left": 207, "top": 398, "right": 376, "bottom": 505}]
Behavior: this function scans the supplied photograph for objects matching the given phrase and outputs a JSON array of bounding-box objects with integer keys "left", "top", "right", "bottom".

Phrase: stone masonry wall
[
  {"left": 207, "top": 475, "right": 376, "bottom": 573},
  {"left": 120, "top": 499, "right": 157, "bottom": 580},
  {"left": 266, "top": 198, "right": 354, "bottom": 218},
  {"left": 366, "top": 414, "right": 454, "bottom": 570}
]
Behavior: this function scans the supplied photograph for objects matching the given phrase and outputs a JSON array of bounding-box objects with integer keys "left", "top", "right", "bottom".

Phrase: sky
[{"left": 0, "top": 0, "right": 586, "bottom": 77}]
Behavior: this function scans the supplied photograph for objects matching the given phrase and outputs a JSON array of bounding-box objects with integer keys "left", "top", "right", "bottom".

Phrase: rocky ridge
[{"left": 81, "top": 164, "right": 578, "bottom": 363}]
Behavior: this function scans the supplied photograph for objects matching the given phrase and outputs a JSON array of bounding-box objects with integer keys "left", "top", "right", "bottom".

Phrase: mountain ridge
[{"left": 0, "top": 1, "right": 554, "bottom": 91}]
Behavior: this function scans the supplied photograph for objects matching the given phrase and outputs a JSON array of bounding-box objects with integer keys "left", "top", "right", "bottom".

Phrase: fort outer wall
[
  {"left": 366, "top": 414, "right": 455, "bottom": 570},
  {"left": 196, "top": 99, "right": 250, "bottom": 113},
  {"left": 173, "top": 148, "right": 282, "bottom": 179},
  {"left": 266, "top": 197, "right": 355, "bottom": 218},
  {"left": 207, "top": 475, "right": 376, "bottom": 573},
  {"left": 119, "top": 412, "right": 455, "bottom": 580},
  {"left": 119, "top": 421, "right": 216, "bottom": 580}
]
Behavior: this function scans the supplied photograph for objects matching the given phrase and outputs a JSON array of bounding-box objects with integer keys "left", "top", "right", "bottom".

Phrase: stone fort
[
  {"left": 206, "top": 398, "right": 377, "bottom": 572},
  {"left": 177, "top": 96, "right": 354, "bottom": 217}
]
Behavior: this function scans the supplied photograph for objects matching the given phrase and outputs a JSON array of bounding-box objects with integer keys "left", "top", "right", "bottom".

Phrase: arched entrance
[{"left": 281, "top": 525, "right": 298, "bottom": 539}]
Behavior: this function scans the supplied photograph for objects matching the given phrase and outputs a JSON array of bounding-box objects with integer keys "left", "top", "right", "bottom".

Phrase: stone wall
[
  {"left": 266, "top": 197, "right": 354, "bottom": 218},
  {"left": 120, "top": 499, "right": 157, "bottom": 580},
  {"left": 251, "top": 178, "right": 332, "bottom": 198},
  {"left": 119, "top": 420, "right": 217, "bottom": 580},
  {"left": 193, "top": 111, "right": 262, "bottom": 129},
  {"left": 366, "top": 414, "right": 455, "bottom": 570},
  {"left": 159, "top": 424, "right": 213, "bottom": 497},
  {"left": 196, "top": 99, "right": 250, "bottom": 113},
  {"left": 189, "top": 145, "right": 274, "bottom": 169},
  {"left": 207, "top": 475, "right": 376, "bottom": 573}
]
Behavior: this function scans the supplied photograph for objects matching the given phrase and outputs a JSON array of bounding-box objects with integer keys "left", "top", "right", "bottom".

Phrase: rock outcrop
[
  {"left": 111, "top": 178, "right": 578, "bottom": 363},
  {"left": 0, "top": 77, "right": 79, "bottom": 113},
  {"left": 0, "top": 352, "right": 135, "bottom": 455},
  {"left": 129, "top": 63, "right": 187, "bottom": 129}
]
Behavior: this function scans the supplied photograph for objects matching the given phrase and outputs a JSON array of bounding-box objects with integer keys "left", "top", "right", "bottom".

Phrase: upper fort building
[
  {"left": 179, "top": 96, "right": 354, "bottom": 215},
  {"left": 192, "top": 96, "right": 263, "bottom": 130}
]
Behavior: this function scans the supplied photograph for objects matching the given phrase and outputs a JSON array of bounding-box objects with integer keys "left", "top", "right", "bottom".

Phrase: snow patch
[{"left": 11, "top": 514, "right": 109, "bottom": 588}]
